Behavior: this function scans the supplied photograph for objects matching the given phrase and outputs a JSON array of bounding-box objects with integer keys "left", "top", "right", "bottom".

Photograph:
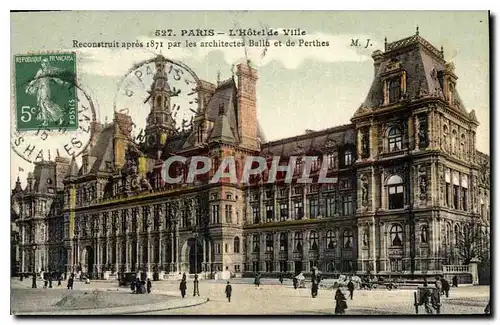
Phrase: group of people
[
  {"left": 178, "top": 272, "right": 232, "bottom": 303},
  {"left": 130, "top": 278, "right": 153, "bottom": 294}
]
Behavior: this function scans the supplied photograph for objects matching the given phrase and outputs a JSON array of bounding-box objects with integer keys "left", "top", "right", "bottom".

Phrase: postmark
[
  {"left": 113, "top": 55, "right": 200, "bottom": 147},
  {"left": 11, "top": 53, "right": 97, "bottom": 164},
  {"left": 14, "top": 52, "right": 78, "bottom": 131}
]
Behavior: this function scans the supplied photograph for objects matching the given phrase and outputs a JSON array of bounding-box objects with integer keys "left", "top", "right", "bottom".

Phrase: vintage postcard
[{"left": 10, "top": 11, "right": 490, "bottom": 316}]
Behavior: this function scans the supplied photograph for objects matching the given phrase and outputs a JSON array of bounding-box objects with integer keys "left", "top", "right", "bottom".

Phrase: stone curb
[{"left": 14, "top": 297, "right": 209, "bottom": 316}]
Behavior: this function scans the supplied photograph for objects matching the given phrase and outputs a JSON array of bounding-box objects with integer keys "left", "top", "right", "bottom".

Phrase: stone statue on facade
[
  {"left": 361, "top": 176, "right": 369, "bottom": 206},
  {"left": 361, "top": 132, "right": 370, "bottom": 158}
]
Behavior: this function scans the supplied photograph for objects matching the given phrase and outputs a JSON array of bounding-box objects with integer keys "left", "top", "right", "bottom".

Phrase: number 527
[{"left": 20, "top": 106, "right": 37, "bottom": 123}]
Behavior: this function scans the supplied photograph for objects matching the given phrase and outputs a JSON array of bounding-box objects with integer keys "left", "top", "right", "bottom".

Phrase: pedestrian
[
  {"left": 193, "top": 274, "right": 200, "bottom": 296},
  {"left": 58, "top": 275, "right": 62, "bottom": 287},
  {"left": 435, "top": 276, "right": 443, "bottom": 295},
  {"left": 279, "top": 273, "right": 283, "bottom": 284},
  {"left": 179, "top": 279, "right": 187, "bottom": 298},
  {"left": 334, "top": 288, "right": 347, "bottom": 315},
  {"left": 452, "top": 275, "right": 458, "bottom": 288},
  {"left": 293, "top": 277, "right": 298, "bottom": 289},
  {"left": 254, "top": 274, "right": 260, "bottom": 287},
  {"left": 225, "top": 281, "right": 232, "bottom": 302},
  {"left": 130, "top": 279, "right": 136, "bottom": 293},
  {"left": 347, "top": 279, "right": 355, "bottom": 300},
  {"left": 146, "top": 278, "right": 152, "bottom": 294},
  {"left": 48, "top": 275, "right": 53, "bottom": 288},
  {"left": 19, "top": 274, "right": 23, "bottom": 282},
  {"left": 420, "top": 283, "right": 433, "bottom": 314},
  {"left": 67, "top": 276, "right": 74, "bottom": 290},
  {"left": 43, "top": 276, "right": 48, "bottom": 289},
  {"left": 442, "top": 278, "right": 450, "bottom": 298},
  {"left": 182, "top": 272, "right": 187, "bottom": 282},
  {"left": 311, "top": 278, "right": 319, "bottom": 298}
]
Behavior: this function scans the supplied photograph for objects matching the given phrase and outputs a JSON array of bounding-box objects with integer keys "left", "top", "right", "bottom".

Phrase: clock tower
[{"left": 144, "top": 55, "right": 178, "bottom": 149}]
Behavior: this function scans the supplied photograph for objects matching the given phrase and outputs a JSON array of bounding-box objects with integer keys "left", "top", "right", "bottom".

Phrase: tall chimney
[
  {"left": 236, "top": 63, "right": 258, "bottom": 151},
  {"left": 371, "top": 50, "right": 384, "bottom": 77}
]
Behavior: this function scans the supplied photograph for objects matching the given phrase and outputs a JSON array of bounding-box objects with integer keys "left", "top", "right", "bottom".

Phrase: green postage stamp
[{"left": 14, "top": 53, "right": 78, "bottom": 131}]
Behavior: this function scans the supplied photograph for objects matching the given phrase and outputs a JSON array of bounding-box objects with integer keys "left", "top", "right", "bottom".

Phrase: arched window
[
  {"left": 326, "top": 230, "right": 336, "bottom": 249},
  {"left": 388, "top": 127, "right": 402, "bottom": 152},
  {"left": 309, "top": 231, "right": 319, "bottom": 250},
  {"left": 390, "top": 224, "right": 403, "bottom": 246},
  {"left": 294, "top": 232, "right": 303, "bottom": 251},
  {"left": 420, "top": 225, "right": 428, "bottom": 244},
  {"left": 451, "top": 130, "right": 457, "bottom": 154},
  {"left": 343, "top": 229, "right": 353, "bottom": 248},
  {"left": 387, "top": 175, "right": 404, "bottom": 209},
  {"left": 279, "top": 233, "right": 287, "bottom": 251},
  {"left": 265, "top": 233, "right": 273, "bottom": 252},
  {"left": 234, "top": 236, "right": 240, "bottom": 254},
  {"left": 252, "top": 234, "right": 260, "bottom": 253}
]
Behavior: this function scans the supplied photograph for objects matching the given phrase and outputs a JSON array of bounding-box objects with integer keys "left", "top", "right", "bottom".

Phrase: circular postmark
[
  {"left": 113, "top": 55, "right": 201, "bottom": 147},
  {"left": 11, "top": 52, "right": 97, "bottom": 164}
]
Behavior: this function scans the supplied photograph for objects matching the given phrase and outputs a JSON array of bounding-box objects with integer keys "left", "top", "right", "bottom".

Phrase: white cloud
[{"left": 71, "top": 33, "right": 377, "bottom": 76}]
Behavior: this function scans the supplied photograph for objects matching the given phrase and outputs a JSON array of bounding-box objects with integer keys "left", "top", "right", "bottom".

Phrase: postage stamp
[{"left": 14, "top": 53, "right": 78, "bottom": 131}]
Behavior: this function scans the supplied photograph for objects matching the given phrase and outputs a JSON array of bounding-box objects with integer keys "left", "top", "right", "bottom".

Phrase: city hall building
[{"left": 11, "top": 32, "right": 490, "bottom": 280}]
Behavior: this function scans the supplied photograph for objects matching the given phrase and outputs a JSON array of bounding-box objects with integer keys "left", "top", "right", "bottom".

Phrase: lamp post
[
  {"left": 31, "top": 243, "right": 38, "bottom": 288},
  {"left": 192, "top": 228, "right": 199, "bottom": 274}
]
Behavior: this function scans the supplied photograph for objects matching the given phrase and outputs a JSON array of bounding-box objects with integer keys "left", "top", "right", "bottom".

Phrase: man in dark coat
[
  {"left": 293, "top": 277, "right": 298, "bottom": 289},
  {"left": 48, "top": 273, "right": 53, "bottom": 288},
  {"left": 130, "top": 279, "right": 137, "bottom": 293},
  {"left": 67, "top": 276, "right": 74, "bottom": 290},
  {"left": 347, "top": 279, "right": 355, "bottom": 300},
  {"left": 58, "top": 275, "right": 62, "bottom": 286},
  {"left": 254, "top": 274, "right": 260, "bottom": 287},
  {"left": 225, "top": 281, "right": 232, "bottom": 302},
  {"left": 452, "top": 275, "right": 458, "bottom": 287},
  {"left": 442, "top": 278, "right": 450, "bottom": 298},
  {"left": 311, "top": 278, "right": 319, "bottom": 298},
  {"left": 335, "top": 288, "right": 347, "bottom": 314},
  {"left": 146, "top": 278, "right": 152, "bottom": 294},
  {"left": 193, "top": 274, "right": 200, "bottom": 296},
  {"left": 279, "top": 273, "right": 283, "bottom": 284},
  {"left": 179, "top": 279, "right": 187, "bottom": 298}
]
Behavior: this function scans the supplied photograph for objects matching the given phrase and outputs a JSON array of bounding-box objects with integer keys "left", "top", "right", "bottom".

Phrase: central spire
[{"left": 144, "top": 56, "right": 178, "bottom": 150}]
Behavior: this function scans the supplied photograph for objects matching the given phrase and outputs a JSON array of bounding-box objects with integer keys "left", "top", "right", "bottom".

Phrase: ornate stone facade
[{"left": 11, "top": 33, "right": 490, "bottom": 279}]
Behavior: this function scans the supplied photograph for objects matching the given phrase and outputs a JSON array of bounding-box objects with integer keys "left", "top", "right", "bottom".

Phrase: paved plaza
[{"left": 11, "top": 278, "right": 490, "bottom": 315}]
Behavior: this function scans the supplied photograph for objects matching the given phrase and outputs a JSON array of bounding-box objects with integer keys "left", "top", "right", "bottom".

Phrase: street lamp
[
  {"left": 31, "top": 243, "right": 38, "bottom": 288},
  {"left": 192, "top": 228, "right": 199, "bottom": 274}
]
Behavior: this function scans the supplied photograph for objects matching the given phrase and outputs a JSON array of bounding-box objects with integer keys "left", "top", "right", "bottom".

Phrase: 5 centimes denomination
[
  {"left": 14, "top": 52, "right": 78, "bottom": 131},
  {"left": 11, "top": 54, "right": 97, "bottom": 164}
]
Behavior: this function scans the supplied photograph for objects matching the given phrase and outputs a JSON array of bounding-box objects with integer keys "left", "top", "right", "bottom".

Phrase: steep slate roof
[
  {"left": 88, "top": 124, "right": 115, "bottom": 173},
  {"left": 205, "top": 78, "right": 240, "bottom": 142},
  {"left": 260, "top": 124, "right": 355, "bottom": 158},
  {"left": 356, "top": 34, "right": 471, "bottom": 116},
  {"left": 67, "top": 157, "right": 80, "bottom": 177}
]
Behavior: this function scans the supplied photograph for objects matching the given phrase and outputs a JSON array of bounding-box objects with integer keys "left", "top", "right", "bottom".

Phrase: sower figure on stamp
[
  {"left": 179, "top": 278, "right": 187, "bottom": 298},
  {"left": 193, "top": 274, "right": 200, "bottom": 296},
  {"left": 225, "top": 281, "right": 232, "bottom": 303}
]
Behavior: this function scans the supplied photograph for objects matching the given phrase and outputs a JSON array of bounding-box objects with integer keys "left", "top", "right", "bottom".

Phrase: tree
[{"left": 455, "top": 219, "right": 490, "bottom": 265}]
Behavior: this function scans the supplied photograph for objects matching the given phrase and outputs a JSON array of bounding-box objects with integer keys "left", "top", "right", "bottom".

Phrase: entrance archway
[
  {"left": 188, "top": 238, "right": 203, "bottom": 274},
  {"left": 81, "top": 246, "right": 94, "bottom": 277}
]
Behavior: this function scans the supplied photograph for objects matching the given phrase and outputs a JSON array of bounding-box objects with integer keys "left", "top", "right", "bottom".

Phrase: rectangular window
[
  {"left": 294, "top": 201, "right": 303, "bottom": 220},
  {"left": 266, "top": 189, "right": 273, "bottom": 199},
  {"left": 445, "top": 183, "right": 450, "bottom": 207},
  {"left": 344, "top": 151, "right": 353, "bottom": 166},
  {"left": 326, "top": 153, "right": 337, "bottom": 170},
  {"left": 234, "top": 265, "right": 241, "bottom": 272},
  {"left": 310, "top": 156, "right": 320, "bottom": 172},
  {"left": 293, "top": 187, "right": 303, "bottom": 196},
  {"left": 251, "top": 191, "right": 259, "bottom": 201},
  {"left": 389, "top": 185, "right": 404, "bottom": 209},
  {"left": 326, "top": 196, "right": 336, "bottom": 217},
  {"left": 280, "top": 203, "right": 288, "bottom": 221},
  {"left": 214, "top": 243, "right": 221, "bottom": 254},
  {"left": 266, "top": 205, "right": 274, "bottom": 223},
  {"left": 225, "top": 205, "right": 232, "bottom": 223},
  {"left": 390, "top": 258, "right": 403, "bottom": 272},
  {"left": 462, "top": 188, "right": 467, "bottom": 211},
  {"left": 279, "top": 187, "right": 287, "bottom": 198},
  {"left": 453, "top": 185, "right": 459, "bottom": 209},
  {"left": 211, "top": 205, "right": 220, "bottom": 224},
  {"left": 266, "top": 261, "right": 273, "bottom": 272},
  {"left": 309, "top": 198, "right": 319, "bottom": 219},
  {"left": 388, "top": 78, "right": 401, "bottom": 103},
  {"left": 252, "top": 205, "right": 260, "bottom": 224},
  {"left": 294, "top": 160, "right": 304, "bottom": 175},
  {"left": 342, "top": 195, "right": 353, "bottom": 216},
  {"left": 266, "top": 235, "right": 273, "bottom": 252}
]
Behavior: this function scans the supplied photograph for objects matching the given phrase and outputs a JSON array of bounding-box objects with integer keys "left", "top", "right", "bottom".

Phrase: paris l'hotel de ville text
[{"left": 11, "top": 32, "right": 490, "bottom": 280}]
